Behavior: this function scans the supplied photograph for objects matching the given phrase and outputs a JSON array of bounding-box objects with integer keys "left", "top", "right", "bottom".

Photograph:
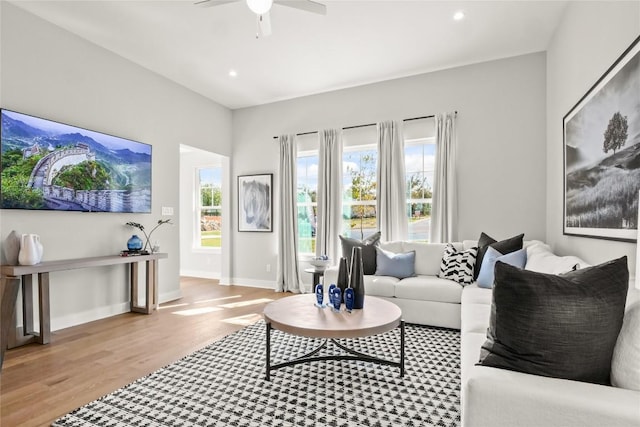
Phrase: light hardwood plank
[{"left": 0, "top": 278, "right": 290, "bottom": 426}]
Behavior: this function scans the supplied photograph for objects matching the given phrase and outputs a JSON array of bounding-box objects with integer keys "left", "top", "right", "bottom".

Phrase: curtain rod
[{"left": 272, "top": 111, "right": 457, "bottom": 140}]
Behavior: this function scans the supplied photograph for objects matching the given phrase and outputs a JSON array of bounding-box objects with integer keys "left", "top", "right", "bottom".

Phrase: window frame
[
  {"left": 342, "top": 144, "right": 379, "bottom": 240},
  {"left": 195, "top": 166, "right": 222, "bottom": 253},
  {"left": 296, "top": 150, "right": 319, "bottom": 256},
  {"left": 405, "top": 136, "right": 436, "bottom": 242}
]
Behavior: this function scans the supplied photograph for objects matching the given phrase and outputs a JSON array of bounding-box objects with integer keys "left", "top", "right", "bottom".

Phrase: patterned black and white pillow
[{"left": 439, "top": 244, "right": 478, "bottom": 285}]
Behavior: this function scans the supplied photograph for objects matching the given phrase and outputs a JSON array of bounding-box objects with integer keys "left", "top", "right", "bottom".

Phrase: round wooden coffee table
[{"left": 263, "top": 294, "right": 404, "bottom": 380}]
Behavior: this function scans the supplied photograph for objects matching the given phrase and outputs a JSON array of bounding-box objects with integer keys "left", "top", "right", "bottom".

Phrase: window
[
  {"left": 405, "top": 138, "right": 436, "bottom": 242},
  {"left": 297, "top": 153, "right": 318, "bottom": 254},
  {"left": 198, "top": 167, "right": 222, "bottom": 248},
  {"left": 342, "top": 146, "right": 378, "bottom": 240}
]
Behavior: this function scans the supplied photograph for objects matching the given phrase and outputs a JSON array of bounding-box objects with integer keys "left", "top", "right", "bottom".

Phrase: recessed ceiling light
[
  {"left": 229, "top": 69, "right": 238, "bottom": 78},
  {"left": 453, "top": 11, "right": 465, "bottom": 21}
]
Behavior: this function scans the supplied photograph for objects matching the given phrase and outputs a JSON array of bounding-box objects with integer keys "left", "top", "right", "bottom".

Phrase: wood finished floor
[{"left": 0, "top": 278, "right": 290, "bottom": 427}]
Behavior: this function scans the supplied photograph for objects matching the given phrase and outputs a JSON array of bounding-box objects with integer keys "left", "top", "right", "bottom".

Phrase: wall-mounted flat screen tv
[{"left": 1, "top": 109, "right": 151, "bottom": 213}]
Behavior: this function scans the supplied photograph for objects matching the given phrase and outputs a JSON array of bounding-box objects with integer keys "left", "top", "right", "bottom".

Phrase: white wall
[
  {"left": 231, "top": 52, "right": 548, "bottom": 288},
  {"left": 546, "top": 1, "right": 639, "bottom": 274},
  {"left": 0, "top": 3, "right": 232, "bottom": 330}
]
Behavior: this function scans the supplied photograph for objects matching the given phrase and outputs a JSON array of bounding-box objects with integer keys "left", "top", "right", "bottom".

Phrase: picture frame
[
  {"left": 238, "top": 173, "right": 273, "bottom": 232},
  {"left": 563, "top": 35, "right": 640, "bottom": 243}
]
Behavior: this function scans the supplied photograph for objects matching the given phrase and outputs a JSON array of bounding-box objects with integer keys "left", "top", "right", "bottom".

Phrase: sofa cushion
[
  {"left": 438, "top": 244, "right": 478, "bottom": 286},
  {"left": 478, "top": 257, "right": 629, "bottom": 385},
  {"left": 525, "top": 241, "right": 590, "bottom": 274},
  {"left": 474, "top": 232, "right": 524, "bottom": 279},
  {"left": 362, "top": 274, "right": 398, "bottom": 298},
  {"left": 461, "top": 283, "right": 493, "bottom": 306},
  {"left": 379, "top": 240, "right": 404, "bottom": 254},
  {"left": 339, "top": 231, "right": 381, "bottom": 275},
  {"left": 611, "top": 300, "right": 640, "bottom": 391},
  {"left": 394, "top": 276, "right": 463, "bottom": 304},
  {"left": 403, "top": 242, "right": 451, "bottom": 276},
  {"left": 375, "top": 247, "right": 416, "bottom": 279},
  {"left": 476, "top": 247, "right": 527, "bottom": 288},
  {"left": 462, "top": 303, "right": 492, "bottom": 334}
]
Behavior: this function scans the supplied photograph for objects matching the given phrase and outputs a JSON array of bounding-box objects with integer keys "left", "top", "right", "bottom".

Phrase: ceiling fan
[{"left": 195, "top": 0, "right": 327, "bottom": 38}]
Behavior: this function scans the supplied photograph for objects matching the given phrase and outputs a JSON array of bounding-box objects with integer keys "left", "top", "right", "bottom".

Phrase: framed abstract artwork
[
  {"left": 563, "top": 35, "right": 640, "bottom": 242},
  {"left": 238, "top": 173, "right": 273, "bottom": 232}
]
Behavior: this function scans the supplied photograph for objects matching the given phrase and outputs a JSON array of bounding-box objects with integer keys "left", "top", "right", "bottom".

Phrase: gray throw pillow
[
  {"left": 339, "top": 231, "right": 381, "bottom": 275},
  {"left": 375, "top": 247, "right": 416, "bottom": 279},
  {"left": 478, "top": 257, "right": 629, "bottom": 385}
]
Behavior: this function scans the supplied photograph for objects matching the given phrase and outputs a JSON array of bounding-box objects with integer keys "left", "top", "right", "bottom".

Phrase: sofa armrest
[{"left": 463, "top": 366, "right": 640, "bottom": 427}]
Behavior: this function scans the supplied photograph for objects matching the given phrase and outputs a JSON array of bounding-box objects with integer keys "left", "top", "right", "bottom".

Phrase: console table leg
[
  {"left": 1, "top": 276, "right": 20, "bottom": 369},
  {"left": 145, "top": 260, "right": 152, "bottom": 314},
  {"left": 130, "top": 262, "right": 139, "bottom": 312},
  {"left": 22, "top": 274, "right": 34, "bottom": 336},
  {"left": 38, "top": 273, "right": 51, "bottom": 344},
  {"left": 152, "top": 260, "right": 159, "bottom": 310}
]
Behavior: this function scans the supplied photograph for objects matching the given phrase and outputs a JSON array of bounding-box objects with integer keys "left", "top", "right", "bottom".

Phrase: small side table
[{"left": 304, "top": 267, "right": 326, "bottom": 287}]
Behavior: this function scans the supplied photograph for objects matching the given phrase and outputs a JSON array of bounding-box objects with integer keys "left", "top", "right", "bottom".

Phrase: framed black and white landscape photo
[
  {"left": 238, "top": 173, "right": 273, "bottom": 232},
  {"left": 563, "top": 36, "right": 640, "bottom": 242}
]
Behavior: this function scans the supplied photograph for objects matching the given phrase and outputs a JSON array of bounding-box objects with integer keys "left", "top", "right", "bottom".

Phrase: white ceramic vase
[
  {"left": 18, "top": 234, "right": 44, "bottom": 266},
  {"left": 3, "top": 230, "right": 21, "bottom": 265}
]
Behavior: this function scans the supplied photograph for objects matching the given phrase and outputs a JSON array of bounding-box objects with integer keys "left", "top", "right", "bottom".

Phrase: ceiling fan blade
[
  {"left": 194, "top": 0, "right": 240, "bottom": 8},
  {"left": 258, "top": 12, "right": 272, "bottom": 37},
  {"left": 275, "top": 0, "right": 327, "bottom": 15}
]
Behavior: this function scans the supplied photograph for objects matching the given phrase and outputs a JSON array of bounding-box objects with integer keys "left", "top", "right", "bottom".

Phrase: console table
[{"left": 0, "top": 253, "right": 167, "bottom": 368}]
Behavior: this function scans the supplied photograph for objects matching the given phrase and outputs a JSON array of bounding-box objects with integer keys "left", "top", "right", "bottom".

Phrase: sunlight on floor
[
  {"left": 172, "top": 307, "right": 224, "bottom": 316},
  {"left": 219, "top": 298, "right": 273, "bottom": 309},
  {"left": 194, "top": 295, "right": 242, "bottom": 304},
  {"left": 158, "top": 303, "right": 189, "bottom": 310},
  {"left": 222, "top": 313, "right": 263, "bottom": 326}
]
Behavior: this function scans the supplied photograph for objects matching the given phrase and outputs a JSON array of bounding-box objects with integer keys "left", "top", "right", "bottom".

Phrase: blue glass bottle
[
  {"left": 328, "top": 284, "right": 336, "bottom": 307},
  {"left": 315, "top": 284, "right": 325, "bottom": 308},
  {"left": 332, "top": 287, "right": 342, "bottom": 312},
  {"left": 127, "top": 235, "right": 143, "bottom": 251},
  {"left": 344, "top": 288, "right": 355, "bottom": 312}
]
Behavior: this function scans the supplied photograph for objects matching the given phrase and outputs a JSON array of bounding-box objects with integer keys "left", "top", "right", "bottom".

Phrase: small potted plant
[{"left": 125, "top": 219, "right": 172, "bottom": 253}]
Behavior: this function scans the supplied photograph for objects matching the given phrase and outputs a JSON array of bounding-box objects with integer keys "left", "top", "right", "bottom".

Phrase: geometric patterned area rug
[{"left": 53, "top": 321, "right": 460, "bottom": 427}]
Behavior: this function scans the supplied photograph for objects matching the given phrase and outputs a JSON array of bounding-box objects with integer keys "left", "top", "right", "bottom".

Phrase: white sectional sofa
[
  {"left": 323, "top": 239, "right": 640, "bottom": 427},
  {"left": 324, "top": 241, "right": 465, "bottom": 329},
  {"left": 461, "top": 281, "right": 640, "bottom": 427}
]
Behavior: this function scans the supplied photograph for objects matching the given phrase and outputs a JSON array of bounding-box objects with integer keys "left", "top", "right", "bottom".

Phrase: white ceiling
[{"left": 10, "top": 0, "right": 568, "bottom": 109}]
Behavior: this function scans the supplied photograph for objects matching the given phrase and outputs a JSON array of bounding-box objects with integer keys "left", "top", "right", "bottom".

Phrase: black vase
[
  {"left": 349, "top": 246, "right": 365, "bottom": 309},
  {"left": 336, "top": 257, "right": 350, "bottom": 293}
]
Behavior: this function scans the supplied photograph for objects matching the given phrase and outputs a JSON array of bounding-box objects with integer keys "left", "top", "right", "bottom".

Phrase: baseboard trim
[
  {"left": 160, "top": 289, "right": 183, "bottom": 304},
  {"left": 179, "top": 269, "right": 220, "bottom": 280},
  {"left": 52, "top": 302, "right": 130, "bottom": 331},
  {"left": 223, "top": 278, "right": 275, "bottom": 290},
  {"left": 47, "top": 290, "right": 183, "bottom": 332}
]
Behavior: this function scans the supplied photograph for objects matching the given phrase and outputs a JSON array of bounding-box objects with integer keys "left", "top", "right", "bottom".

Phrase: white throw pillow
[
  {"left": 611, "top": 301, "right": 640, "bottom": 391},
  {"left": 524, "top": 241, "right": 590, "bottom": 274}
]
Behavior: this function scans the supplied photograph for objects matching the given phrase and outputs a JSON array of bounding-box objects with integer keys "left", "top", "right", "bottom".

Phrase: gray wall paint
[
  {"left": 546, "top": 1, "right": 639, "bottom": 274},
  {"left": 231, "top": 53, "right": 548, "bottom": 287},
  {"left": 0, "top": 3, "right": 232, "bottom": 330}
]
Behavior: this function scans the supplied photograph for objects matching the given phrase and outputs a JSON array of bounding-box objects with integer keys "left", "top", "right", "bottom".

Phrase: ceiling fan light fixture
[{"left": 246, "top": 0, "right": 272, "bottom": 15}]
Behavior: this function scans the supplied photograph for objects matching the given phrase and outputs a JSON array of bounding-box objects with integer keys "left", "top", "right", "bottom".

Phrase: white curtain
[
  {"left": 376, "top": 120, "right": 408, "bottom": 242},
  {"left": 276, "top": 134, "right": 303, "bottom": 293},
  {"left": 316, "top": 129, "right": 343, "bottom": 262},
  {"left": 430, "top": 112, "right": 458, "bottom": 243}
]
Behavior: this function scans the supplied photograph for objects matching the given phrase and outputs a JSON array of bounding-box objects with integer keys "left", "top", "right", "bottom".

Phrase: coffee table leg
[
  {"left": 400, "top": 320, "right": 405, "bottom": 377},
  {"left": 265, "top": 322, "right": 272, "bottom": 381}
]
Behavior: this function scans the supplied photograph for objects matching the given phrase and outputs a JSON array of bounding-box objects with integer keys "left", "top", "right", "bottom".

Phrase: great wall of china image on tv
[{"left": 0, "top": 110, "right": 151, "bottom": 213}]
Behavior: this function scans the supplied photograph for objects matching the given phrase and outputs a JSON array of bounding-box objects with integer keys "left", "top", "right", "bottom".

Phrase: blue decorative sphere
[{"left": 127, "top": 235, "right": 143, "bottom": 251}]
